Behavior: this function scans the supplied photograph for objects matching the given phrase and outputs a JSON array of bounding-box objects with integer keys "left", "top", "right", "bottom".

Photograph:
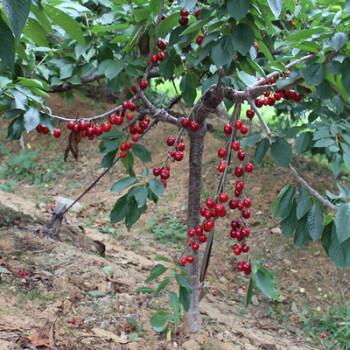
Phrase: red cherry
[
  {"left": 180, "top": 258, "right": 187, "bottom": 266},
  {"left": 231, "top": 141, "right": 240, "bottom": 151},
  {"left": 217, "top": 148, "right": 228, "bottom": 158},
  {"left": 174, "top": 151, "right": 183, "bottom": 161},
  {"left": 186, "top": 256, "right": 194, "bottom": 263},
  {"left": 235, "top": 166, "right": 244, "bottom": 177},
  {"left": 129, "top": 102, "right": 137, "bottom": 111},
  {"left": 218, "top": 160, "right": 226, "bottom": 173},
  {"left": 274, "top": 92, "right": 283, "bottom": 101},
  {"left": 237, "top": 150, "right": 246, "bottom": 161},
  {"left": 242, "top": 209, "right": 251, "bottom": 219},
  {"left": 122, "top": 101, "right": 129, "bottom": 110},
  {"left": 198, "top": 235, "right": 207, "bottom": 243},
  {"left": 206, "top": 198, "right": 215, "bottom": 208},
  {"left": 181, "top": 118, "right": 191, "bottom": 128},
  {"left": 139, "top": 79, "right": 148, "bottom": 90},
  {"left": 219, "top": 192, "right": 228, "bottom": 203},
  {"left": 237, "top": 200, "right": 244, "bottom": 211},
  {"left": 190, "top": 120, "right": 200, "bottom": 131},
  {"left": 167, "top": 136, "right": 176, "bottom": 146},
  {"left": 241, "top": 244, "right": 249, "bottom": 253},
  {"left": 243, "top": 198, "right": 252, "bottom": 208},
  {"left": 224, "top": 123, "right": 233, "bottom": 135},
  {"left": 255, "top": 98, "right": 263, "bottom": 108},
  {"left": 102, "top": 122, "right": 112, "bottom": 133},
  {"left": 245, "top": 162, "right": 254, "bottom": 173},
  {"left": 177, "top": 142, "right": 185, "bottom": 151},
  {"left": 160, "top": 168, "right": 170, "bottom": 180},
  {"left": 194, "top": 8, "right": 202, "bottom": 17},
  {"left": 93, "top": 125, "right": 102, "bottom": 136},
  {"left": 267, "top": 96, "right": 275, "bottom": 106},
  {"left": 195, "top": 225, "right": 203, "bottom": 236},
  {"left": 234, "top": 120, "right": 242, "bottom": 130},
  {"left": 131, "top": 83, "right": 138, "bottom": 93},
  {"left": 157, "top": 39, "right": 167, "bottom": 50},
  {"left": 235, "top": 180, "right": 245, "bottom": 192},
  {"left": 53, "top": 128, "right": 61, "bottom": 138},
  {"left": 86, "top": 127, "right": 94, "bottom": 136},
  {"left": 132, "top": 134, "right": 139, "bottom": 142},
  {"left": 240, "top": 125, "right": 249, "bottom": 135},
  {"left": 67, "top": 121, "right": 75, "bottom": 130},
  {"left": 192, "top": 242, "right": 200, "bottom": 251},
  {"left": 233, "top": 246, "right": 241, "bottom": 256},
  {"left": 180, "top": 9, "right": 189, "bottom": 16},
  {"left": 254, "top": 42, "right": 260, "bottom": 50},
  {"left": 120, "top": 150, "right": 127, "bottom": 158},
  {"left": 188, "top": 229, "right": 195, "bottom": 237},
  {"left": 246, "top": 109, "right": 255, "bottom": 119},
  {"left": 269, "top": 76, "right": 276, "bottom": 84},
  {"left": 215, "top": 203, "right": 226, "bottom": 217},
  {"left": 241, "top": 227, "right": 250, "bottom": 238},
  {"left": 229, "top": 199, "right": 237, "bottom": 210},
  {"left": 153, "top": 167, "right": 161, "bottom": 176},
  {"left": 203, "top": 220, "right": 214, "bottom": 232},
  {"left": 196, "top": 34, "right": 204, "bottom": 45},
  {"left": 157, "top": 51, "right": 166, "bottom": 62},
  {"left": 151, "top": 54, "right": 158, "bottom": 64}
]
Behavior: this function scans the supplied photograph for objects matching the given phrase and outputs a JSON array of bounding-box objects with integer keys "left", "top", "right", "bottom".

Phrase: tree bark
[{"left": 186, "top": 123, "right": 206, "bottom": 333}]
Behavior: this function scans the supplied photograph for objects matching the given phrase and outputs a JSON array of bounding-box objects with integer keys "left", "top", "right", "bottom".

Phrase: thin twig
[
  {"left": 289, "top": 164, "right": 337, "bottom": 210},
  {"left": 248, "top": 98, "right": 272, "bottom": 140}
]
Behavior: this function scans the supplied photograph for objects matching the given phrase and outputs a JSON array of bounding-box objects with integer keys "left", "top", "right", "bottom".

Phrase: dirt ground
[{"left": 0, "top": 95, "right": 348, "bottom": 350}]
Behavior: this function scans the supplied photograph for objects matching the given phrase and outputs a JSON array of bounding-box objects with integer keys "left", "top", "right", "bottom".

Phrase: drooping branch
[{"left": 289, "top": 164, "right": 337, "bottom": 210}]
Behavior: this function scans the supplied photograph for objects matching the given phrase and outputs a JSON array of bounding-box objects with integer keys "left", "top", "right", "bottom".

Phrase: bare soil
[{"left": 0, "top": 95, "right": 348, "bottom": 350}]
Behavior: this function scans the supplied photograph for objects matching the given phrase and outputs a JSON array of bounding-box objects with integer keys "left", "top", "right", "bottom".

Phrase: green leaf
[
  {"left": 322, "top": 223, "right": 350, "bottom": 268},
  {"left": 155, "top": 255, "right": 172, "bottom": 262},
  {"left": 111, "top": 177, "right": 137, "bottom": 193},
  {"left": 180, "top": 75, "right": 197, "bottom": 106},
  {"left": 301, "top": 63, "right": 325, "bottom": 86},
  {"left": 254, "top": 138, "right": 270, "bottom": 164},
  {"left": 211, "top": 36, "right": 233, "bottom": 66},
  {"left": 253, "top": 264, "right": 278, "bottom": 300},
  {"left": 331, "top": 32, "right": 348, "bottom": 52},
  {"left": 226, "top": 0, "right": 251, "bottom": 20},
  {"left": 132, "top": 144, "right": 152, "bottom": 163},
  {"left": 295, "top": 132, "right": 312, "bottom": 154},
  {"left": 157, "top": 13, "right": 179, "bottom": 37},
  {"left": 341, "top": 60, "right": 350, "bottom": 95},
  {"left": 231, "top": 24, "right": 254, "bottom": 56},
  {"left": 169, "top": 292, "right": 181, "bottom": 327},
  {"left": 306, "top": 203, "right": 324, "bottom": 240},
  {"left": 150, "top": 310, "right": 171, "bottom": 333},
  {"left": 294, "top": 216, "right": 311, "bottom": 248},
  {"left": 137, "top": 287, "right": 154, "bottom": 293},
  {"left": 121, "top": 151, "right": 135, "bottom": 176},
  {"left": 0, "top": 15, "right": 15, "bottom": 72},
  {"left": 150, "top": 0, "right": 161, "bottom": 14},
  {"left": 245, "top": 277, "right": 254, "bottom": 307},
  {"left": 125, "top": 198, "right": 146, "bottom": 230},
  {"left": 7, "top": 117, "right": 24, "bottom": 140},
  {"left": 102, "top": 265, "right": 113, "bottom": 277},
  {"left": 271, "top": 137, "right": 292, "bottom": 168},
  {"left": 110, "top": 195, "right": 128, "bottom": 224},
  {"left": 44, "top": 5, "right": 85, "bottom": 44},
  {"left": 296, "top": 187, "right": 312, "bottom": 219},
  {"left": 267, "top": 0, "right": 282, "bottom": 18},
  {"left": 23, "top": 107, "right": 40, "bottom": 132},
  {"left": 149, "top": 178, "right": 164, "bottom": 198},
  {"left": 175, "top": 274, "right": 192, "bottom": 292},
  {"left": 130, "top": 185, "right": 148, "bottom": 208},
  {"left": 335, "top": 203, "right": 350, "bottom": 243},
  {"left": 277, "top": 185, "right": 296, "bottom": 220},
  {"left": 280, "top": 201, "right": 297, "bottom": 238},
  {"left": 179, "top": 286, "right": 190, "bottom": 311},
  {"left": 2, "top": 0, "right": 31, "bottom": 40},
  {"left": 98, "top": 59, "right": 124, "bottom": 80},
  {"left": 101, "top": 151, "right": 117, "bottom": 168},
  {"left": 155, "top": 277, "right": 171, "bottom": 296},
  {"left": 146, "top": 264, "right": 167, "bottom": 283}
]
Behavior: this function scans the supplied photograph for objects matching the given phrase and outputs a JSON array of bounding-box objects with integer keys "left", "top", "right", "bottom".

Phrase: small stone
[
  {"left": 271, "top": 227, "right": 282, "bottom": 235},
  {"left": 182, "top": 339, "right": 200, "bottom": 350}
]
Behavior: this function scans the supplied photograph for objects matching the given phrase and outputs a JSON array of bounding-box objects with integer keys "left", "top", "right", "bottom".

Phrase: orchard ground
[{"left": 0, "top": 94, "right": 349, "bottom": 350}]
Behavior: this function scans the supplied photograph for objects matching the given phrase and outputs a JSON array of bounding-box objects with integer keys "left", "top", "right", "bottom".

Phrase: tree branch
[
  {"left": 289, "top": 164, "right": 337, "bottom": 210},
  {"left": 247, "top": 98, "right": 272, "bottom": 139}
]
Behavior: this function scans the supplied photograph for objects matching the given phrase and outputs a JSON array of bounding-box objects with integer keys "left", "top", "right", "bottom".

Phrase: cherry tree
[{"left": 0, "top": 0, "right": 350, "bottom": 334}]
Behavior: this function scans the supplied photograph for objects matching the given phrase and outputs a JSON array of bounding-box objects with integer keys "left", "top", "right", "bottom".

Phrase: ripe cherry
[
  {"left": 235, "top": 166, "right": 244, "bottom": 177},
  {"left": 180, "top": 9, "right": 189, "bottom": 16},
  {"left": 190, "top": 120, "right": 199, "bottom": 131},
  {"left": 115, "top": 115, "right": 124, "bottom": 125},
  {"left": 157, "top": 39, "right": 167, "bottom": 50},
  {"left": 267, "top": 96, "right": 275, "bottom": 106},
  {"left": 180, "top": 258, "right": 187, "bottom": 266},
  {"left": 196, "top": 34, "right": 204, "bottom": 45},
  {"left": 188, "top": 229, "right": 195, "bottom": 237},
  {"left": 132, "top": 134, "right": 139, "bottom": 142},
  {"left": 179, "top": 16, "right": 189, "bottom": 25},
  {"left": 67, "top": 121, "right": 75, "bottom": 130},
  {"left": 229, "top": 199, "right": 237, "bottom": 210},
  {"left": 139, "top": 79, "right": 148, "bottom": 90},
  {"left": 242, "top": 209, "right": 251, "bottom": 219},
  {"left": 195, "top": 225, "right": 203, "bottom": 236},
  {"left": 217, "top": 148, "right": 228, "bottom": 158},
  {"left": 234, "top": 120, "right": 242, "bottom": 130},
  {"left": 241, "top": 244, "right": 250, "bottom": 253},
  {"left": 231, "top": 141, "right": 240, "bottom": 151},
  {"left": 224, "top": 123, "right": 233, "bottom": 135},
  {"left": 269, "top": 76, "right": 276, "bottom": 84},
  {"left": 206, "top": 198, "right": 215, "bottom": 208},
  {"left": 53, "top": 128, "right": 61, "bottom": 138},
  {"left": 237, "top": 150, "right": 246, "bottom": 161},
  {"left": 246, "top": 109, "right": 255, "bottom": 119},
  {"left": 192, "top": 242, "right": 200, "bottom": 251},
  {"left": 93, "top": 125, "right": 103, "bottom": 136},
  {"left": 120, "top": 150, "right": 127, "bottom": 158},
  {"left": 203, "top": 220, "right": 214, "bottom": 232},
  {"left": 198, "top": 235, "right": 207, "bottom": 243},
  {"left": 218, "top": 160, "right": 226, "bottom": 173},
  {"left": 235, "top": 180, "right": 245, "bottom": 192},
  {"left": 219, "top": 192, "right": 228, "bottom": 203},
  {"left": 186, "top": 256, "right": 194, "bottom": 263},
  {"left": 237, "top": 200, "right": 244, "bottom": 211},
  {"left": 157, "top": 51, "right": 165, "bottom": 61},
  {"left": 215, "top": 203, "right": 226, "bottom": 217},
  {"left": 167, "top": 136, "right": 176, "bottom": 146},
  {"left": 240, "top": 125, "right": 249, "bottom": 135},
  {"left": 255, "top": 98, "right": 263, "bottom": 108},
  {"left": 151, "top": 54, "right": 158, "bottom": 64},
  {"left": 194, "top": 8, "right": 202, "bottom": 17},
  {"left": 243, "top": 198, "right": 252, "bottom": 208},
  {"left": 177, "top": 142, "right": 185, "bottom": 151},
  {"left": 245, "top": 162, "right": 254, "bottom": 173},
  {"left": 181, "top": 118, "right": 191, "bottom": 128},
  {"left": 102, "top": 122, "right": 112, "bottom": 133}
]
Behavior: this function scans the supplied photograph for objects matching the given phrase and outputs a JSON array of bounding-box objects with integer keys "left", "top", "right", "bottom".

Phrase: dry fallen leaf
[
  {"left": 92, "top": 327, "right": 128, "bottom": 344},
  {"left": 28, "top": 327, "right": 51, "bottom": 348}
]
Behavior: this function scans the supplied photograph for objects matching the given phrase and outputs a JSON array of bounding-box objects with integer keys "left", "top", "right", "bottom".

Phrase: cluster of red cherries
[
  {"left": 254, "top": 75, "right": 310, "bottom": 108},
  {"left": 151, "top": 39, "right": 167, "bottom": 64}
]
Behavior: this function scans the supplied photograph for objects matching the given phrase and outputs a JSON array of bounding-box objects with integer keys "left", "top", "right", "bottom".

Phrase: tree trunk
[{"left": 186, "top": 123, "right": 206, "bottom": 333}]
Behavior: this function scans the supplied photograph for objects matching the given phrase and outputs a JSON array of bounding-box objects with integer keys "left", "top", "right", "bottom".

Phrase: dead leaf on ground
[
  {"left": 28, "top": 327, "right": 51, "bottom": 348},
  {"left": 91, "top": 327, "right": 128, "bottom": 344}
]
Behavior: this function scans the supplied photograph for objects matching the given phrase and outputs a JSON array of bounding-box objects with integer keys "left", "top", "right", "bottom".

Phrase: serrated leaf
[
  {"left": 254, "top": 138, "right": 270, "bottom": 164},
  {"left": 110, "top": 195, "right": 128, "bottom": 224},
  {"left": 111, "top": 177, "right": 137, "bottom": 193},
  {"left": 335, "top": 203, "right": 350, "bottom": 243},
  {"left": 125, "top": 198, "right": 146, "bottom": 230},
  {"left": 295, "top": 132, "right": 312, "bottom": 154},
  {"left": 0, "top": 16, "right": 15, "bottom": 72},
  {"left": 24, "top": 107, "right": 40, "bottom": 132},
  {"left": 226, "top": 0, "right": 251, "bottom": 20},
  {"left": 146, "top": 264, "right": 167, "bottom": 283},
  {"left": 2, "top": 0, "right": 31, "bottom": 40},
  {"left": 301, "top": 63, "right": 325, "bottom": 86},
  {"left": 277, "top": 185, "right": 296, "bottom": 220},
  {"left": 280, "top": 201, "right": 297, "bottom": 238},
  {"left": 149, "top": 178, "right": 164, "bottom": 198},
  {"left": 132, "top": 143, "right": 152, "bottom": 163},
  {"left": 331, "top": 32, "right": 348, "bottom": 52},
  {"left": 245, "top": 277, "right": 254, "bottom": 306},
  {"left": 306, "top": 203, "right": 324, "bottom": 240},
  {"left": 150, "top": 310, "right": 171, "bottom": 333},
  {"left": 253, "top": 264, "right": 279, "bottom": 300},
  {"left": 267, "top": 0, "right": 282, "bottom": 18},
  {"left": 155, "top": 277, "right": 171, "bottom": 296},
  {"left": 211, "top": 36, "right": 233, "bottom": 66},
  {"left": 271, "top": 137, "right": 292, "bottom": 168},
  {"left": 179, "top": 286, "right": 190, "bottom": 311},
  {"left": 294, "top": 216, "right": 311, "bottom": 248},
  {"left": 231, "top": 23, "right": 254, "bottom": 56},
  {"left": 296, "top": 187, "right": 312, "bottom": 219},
  {"left": 169, "top": 292, "right": 180, "bottom": 326}
]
